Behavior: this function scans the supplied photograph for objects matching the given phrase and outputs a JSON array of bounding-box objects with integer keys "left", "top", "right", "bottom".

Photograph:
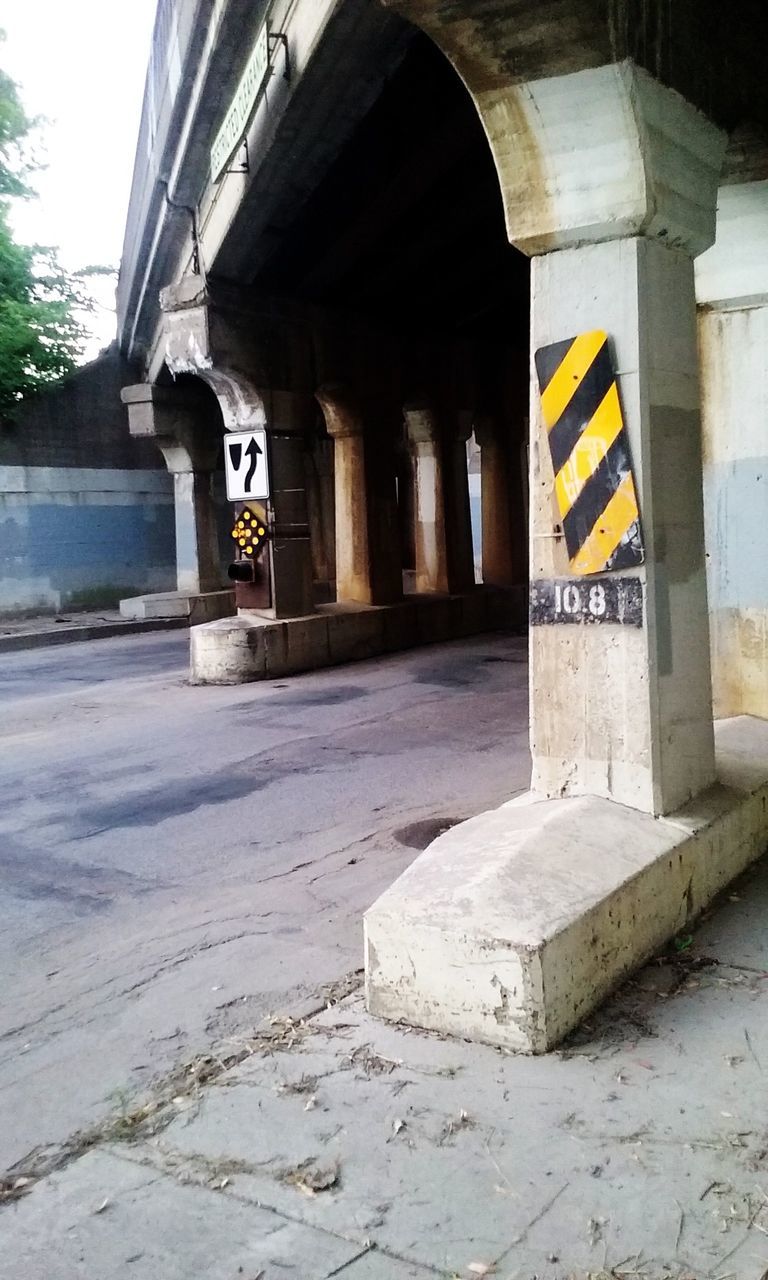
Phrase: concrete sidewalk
[
  {"left": 0, "top": 608, "right": 187, "bottom": 653},
  {"left": 4, "top": 859, "right": 768, "bottom": 1280}
]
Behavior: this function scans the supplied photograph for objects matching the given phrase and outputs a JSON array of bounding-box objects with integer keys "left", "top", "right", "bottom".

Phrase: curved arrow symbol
[{"left": 244, "top": 438, "right": 262, "bottom": 492}]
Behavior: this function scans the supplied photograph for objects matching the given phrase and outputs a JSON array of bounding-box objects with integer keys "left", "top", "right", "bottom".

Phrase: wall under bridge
[{"left": 0, "top": 346, "right": 177, "bottom": 615}]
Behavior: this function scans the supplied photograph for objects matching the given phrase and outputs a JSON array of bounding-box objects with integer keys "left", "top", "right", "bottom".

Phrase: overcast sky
[{"left": 3, "top": 0, "right": 158, "bottom": 356}]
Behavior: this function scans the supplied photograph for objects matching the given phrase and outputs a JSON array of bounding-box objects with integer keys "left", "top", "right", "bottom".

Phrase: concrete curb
[{"left": 0, "top": 617, "right": 189, "bottom": 655}]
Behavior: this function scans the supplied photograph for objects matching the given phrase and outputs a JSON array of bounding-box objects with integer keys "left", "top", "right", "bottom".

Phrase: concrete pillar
[
  {"left": 316, "top": 386, "right": 402, "bottom": 606},
  {"left": 443, "top": 413, "right": 476, "bottom": 593},
  {"left": 168, "top": 467, "right": 220, "bottom": 595},
  {"left": 404, "top": 406, "right": 475, "bottom": 594},
  {"left": 696, "top": 165, "right": 768, "bottom": 718},
  {"left": 530, "top": 235, "right": 718, "bottom": 816},
  {"left": 365, "top": 8, "right": 768, "bottom": 1057},
  {"left": 471, "top": 60, "right": 724, "bottom": 818},
  {"left": 159, "top": 282, "right": 318, "bottom": 621},
  {"left": 475, "top": 413, "right": 527, "bottom": 589},
  {"left": 403, "top": 406, "right": 450, "bottom": 594},
  {"left": 263, "top": 392, "right": 315, "bottom": 619},
  {"left": 306, "top": 432, "right": 336, "bottom": 604},
  {"left": 121, "top": 383, "right": 222, "bottom": 597}
]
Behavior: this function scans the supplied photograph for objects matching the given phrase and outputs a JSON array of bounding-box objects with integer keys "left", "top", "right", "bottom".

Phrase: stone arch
[{"left": 121, "top": 374, "right": 232, "bottom": 599}]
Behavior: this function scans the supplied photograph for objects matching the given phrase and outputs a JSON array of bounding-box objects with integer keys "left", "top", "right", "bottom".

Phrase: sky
[{"left": 3, "top": 0, "right": 158, "bottom": 357}]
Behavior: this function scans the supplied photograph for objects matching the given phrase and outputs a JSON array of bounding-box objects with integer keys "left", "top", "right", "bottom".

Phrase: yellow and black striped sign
[{"left": 534, "top": 330, "right": 644, "bottom": 576}]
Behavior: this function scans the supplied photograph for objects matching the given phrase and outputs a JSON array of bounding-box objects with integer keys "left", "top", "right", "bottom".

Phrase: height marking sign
[{"left": 224, "top": 429, "right": 269, "bottom": 502}]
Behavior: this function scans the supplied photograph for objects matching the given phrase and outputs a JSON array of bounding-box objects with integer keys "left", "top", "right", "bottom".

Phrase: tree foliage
[{"left": 0, "top": 34, "right": 104, "bottom": 420}]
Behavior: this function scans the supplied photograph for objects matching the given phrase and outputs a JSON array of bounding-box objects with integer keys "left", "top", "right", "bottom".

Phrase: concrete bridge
[{"left": 117, "top": 0, "right": 768, "bottom": 1051}]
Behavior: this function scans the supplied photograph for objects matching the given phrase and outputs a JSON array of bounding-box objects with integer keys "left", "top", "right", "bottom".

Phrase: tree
[{"left": 0, "top": 35, "right": 104, "bottom": 420}]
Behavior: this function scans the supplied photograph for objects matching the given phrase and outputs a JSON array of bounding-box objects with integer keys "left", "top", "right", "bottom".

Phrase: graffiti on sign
[{"left": 534, "top": 330, "right": 644, "bottom": 576}]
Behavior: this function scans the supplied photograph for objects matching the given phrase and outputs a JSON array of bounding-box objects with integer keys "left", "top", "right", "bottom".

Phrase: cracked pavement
[{"left": 0, "top": 628, "right": 529, "bottom": 1173}]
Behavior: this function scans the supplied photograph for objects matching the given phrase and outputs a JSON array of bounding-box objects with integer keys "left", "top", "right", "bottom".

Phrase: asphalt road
[{"left": 0, "top": 629, "right": 530, "bottom": 1172}]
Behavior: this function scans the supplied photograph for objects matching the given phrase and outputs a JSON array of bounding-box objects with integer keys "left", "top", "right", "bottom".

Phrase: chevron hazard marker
[{"left": 534, "top": 331, "right": 644, "bottom": 576}]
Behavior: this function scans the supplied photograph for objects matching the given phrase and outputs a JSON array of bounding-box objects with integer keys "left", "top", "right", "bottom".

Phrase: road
[{"left": 0, "top": 629, "right": 529, "bottom": 1173}]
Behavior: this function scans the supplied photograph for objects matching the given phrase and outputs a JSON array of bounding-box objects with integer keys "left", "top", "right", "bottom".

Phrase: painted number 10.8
[{"left": 554, "top": 582, "right": 607, "bottom": 618}]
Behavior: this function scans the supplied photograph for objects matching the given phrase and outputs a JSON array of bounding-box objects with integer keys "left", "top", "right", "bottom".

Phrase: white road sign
[{"left": 224, "top": 429, "right": 269, "bottom": 502}]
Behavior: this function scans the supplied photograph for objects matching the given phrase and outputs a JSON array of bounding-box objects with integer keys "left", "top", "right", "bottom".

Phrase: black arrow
[{"left": 243, "top": 438, "right": 262, "bottom": 492}]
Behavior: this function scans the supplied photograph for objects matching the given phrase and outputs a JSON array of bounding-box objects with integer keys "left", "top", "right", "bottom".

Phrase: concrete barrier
[{"left": 189, "top": 586, "right": 525, "bottom": 684}]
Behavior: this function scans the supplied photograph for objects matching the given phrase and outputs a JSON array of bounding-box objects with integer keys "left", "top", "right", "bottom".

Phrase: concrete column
[
  {"left": 366, "top": 11, "right": 765, "bottom": 1057},
  {"left": 263, "top": 392, "right": 315, "bottom": 619},
  {"left": 167, "top": 466, "right": 220, "bottom": 596},
  {"left": 378, "top": 52, "right": 723, "bottom": 816},
  {"left": 158, "top": 283, "right": 320, "bottom": 621},
  {"left": 530, "top": 234, "right": 720, "bottom": 816},
  {"left": 443, "top": 413, "right": 476, "bottom": 593},
  {"left": 121, "top": 384, "right": 223, "bottom": 597},
  {"left": 426, "top": 58, "right": 724, "bottom": 818},
  {"left": 306, "top": 433, "right": 336, "bottom": 604},
  {"left": 696, "top": 170, "right": 768, "bottom": 718},
  {"left": 404, "top": 406, "right": 475, "bottom": 594},
  {"left": 317, "top": 386, "right": 402, "bottom": 606},
  {"left": 403, "top": 407, "right": 450, "bottom": 594},
  {"left": 475, "top": 414, "right": 527, "bottom": 588}
]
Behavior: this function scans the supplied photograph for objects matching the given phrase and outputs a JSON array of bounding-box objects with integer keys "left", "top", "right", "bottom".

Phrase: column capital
[
  {"left": 315, "top": 384, "right": 365, "bottom": 440},
  {"left": 404, "top": 405, "right": 473, "bottom": 447},
  {"left": 696, "top": 175, "right": 768, "bottom": 311},
  {"left": 482, "top": 61, "right": 725, "bottom": 257},
  {"left": 383, "top": 0, "right": 727, "bottom": 260},
  {"left": 403, "top": 405, "right": 439, "bottom": 447},
  {"left": 160, "top": 281, "right": 316, "bottom": 426},
  {"left": 473, "top": 414, "right": 503, "bottom": 451},
  {"left": 120, "top": 383, "right": 220, "bottom": 471}
]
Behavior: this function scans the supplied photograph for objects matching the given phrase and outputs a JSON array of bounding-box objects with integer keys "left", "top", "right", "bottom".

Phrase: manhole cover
[{"left": 394, "top": 817, "right": 461, "bottom": 851}]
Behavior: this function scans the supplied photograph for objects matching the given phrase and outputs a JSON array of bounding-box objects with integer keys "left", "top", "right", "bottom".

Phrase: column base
[
  {"left": 189, "top": 586, "right": 526, "bottom": 684},
  {"left": 365, "top": 716, "right": 768, "bottom": 1054},
  {"left": 120, "top": 589, "right": 234, "bottom": 624}
]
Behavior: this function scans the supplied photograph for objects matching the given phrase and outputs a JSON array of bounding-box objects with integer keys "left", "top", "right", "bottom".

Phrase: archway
[{"left": 251, "top": 33, "right": 531, "bottom": 606}]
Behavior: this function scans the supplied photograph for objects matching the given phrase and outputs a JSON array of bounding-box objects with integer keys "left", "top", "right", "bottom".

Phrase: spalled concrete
[{"left": 366, "top": 716, "right": 768, "bottom": 1053}]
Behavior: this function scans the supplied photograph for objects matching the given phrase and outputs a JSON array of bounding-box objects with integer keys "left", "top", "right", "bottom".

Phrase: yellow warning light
[
  {"left": 246, "top": 546, "right": 253, "bottom": 555},
  {"left": 258, "top": 527, "right": 265, "bottom": 536},
  {"left": 239, "top": 539, "right": 246, "bottom": 547}
]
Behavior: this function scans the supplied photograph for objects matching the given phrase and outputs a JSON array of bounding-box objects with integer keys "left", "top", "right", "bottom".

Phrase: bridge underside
[
  {"left": 123, "top": 34, "right": 531, "bottom": 679},
  {"left": 118, "top": 0, "right": 768, "bottom": 1049}
]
